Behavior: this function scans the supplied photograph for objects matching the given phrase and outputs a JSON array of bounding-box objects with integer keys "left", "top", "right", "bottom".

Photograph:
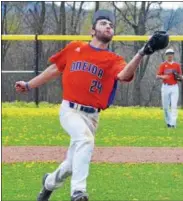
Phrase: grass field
[
  {"left": 2, "top": 162, "right": 183, "bottom": 201},
  {"left": 2, "top": 102, "right": 183, "bottom": 201},
  {"left": 2, "top": 102, "right": 183, "bottom": 147}
]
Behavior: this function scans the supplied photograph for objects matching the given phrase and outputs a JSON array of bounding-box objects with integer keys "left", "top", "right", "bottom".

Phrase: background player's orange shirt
[
  {"left": 49, "top": 41, "right": 133, "bottom": 109},
  {"left": 157, "top": 61, "right": 182, "bottom": 85}
]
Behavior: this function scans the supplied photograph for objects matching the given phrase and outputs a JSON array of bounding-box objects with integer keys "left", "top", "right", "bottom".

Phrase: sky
[
  {"left": 162, "top": 2, "right": 183, "bottom": 9},
  {"left": 52, "top": 1, "right": 183, "bottom": 10}
]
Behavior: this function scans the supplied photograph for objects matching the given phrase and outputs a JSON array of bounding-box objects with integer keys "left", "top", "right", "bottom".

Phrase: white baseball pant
[
  {"left": 161, "top": 83, "right": 179, "bottom": 126},
  {"left": 44, "top": 100, "right": 99, "bottom": 196}
]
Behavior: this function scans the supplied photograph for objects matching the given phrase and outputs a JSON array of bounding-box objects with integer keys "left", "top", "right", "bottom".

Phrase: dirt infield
[{"left": 2, "top": 146, "right": 183, "bottom": 163}]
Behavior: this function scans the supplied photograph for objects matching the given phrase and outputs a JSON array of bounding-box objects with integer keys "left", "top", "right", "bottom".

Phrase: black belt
[
  {"left": 164, "top": 83, "right": 177, "bottom": 86},
  {"left": 69, "top": 102, "right": 101, "bottom": 113}
]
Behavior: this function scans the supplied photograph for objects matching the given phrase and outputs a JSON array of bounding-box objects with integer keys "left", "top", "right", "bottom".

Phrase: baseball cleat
[
  {"left": 37, "top": 173, "right": 53, "bottom": 201},
  {"left": 71, "top": 191, "right": 89, "bottom": 201}
]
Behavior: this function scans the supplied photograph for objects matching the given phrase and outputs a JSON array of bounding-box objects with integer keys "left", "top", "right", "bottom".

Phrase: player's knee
[
  {"left": 77, "top": 135, "right": 94, "bottom": 151},
  {"left": 84, "top": 133, "right": 94, "bottom": 146},
  {"left": 171, "top": 105, "right": 177, "bottom": 109},
  {"left": 171, "top": 108, "right": 178, "bottom": 113},
  {"left": 65, "top": 162, "right": 72, "bottom": 175},
  {"left": 46, "top": 164, "right": 72, "bottom": 190},
  {"left": 59, "top": 161, "right": 72, "bottom": 176},
  {"left": 76, "top": 129, "right": 94, "bottom": 145}
]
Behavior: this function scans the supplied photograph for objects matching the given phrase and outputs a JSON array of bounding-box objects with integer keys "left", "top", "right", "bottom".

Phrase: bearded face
[{"left": 92, "top": 19, "right": 114, "bottom": 44}]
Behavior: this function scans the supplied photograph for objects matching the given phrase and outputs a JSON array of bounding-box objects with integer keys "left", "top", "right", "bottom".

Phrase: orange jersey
[
  {"left": 49, "top": 41, "right": 132, "bottom": 109},
  {"left": 157, "top": 61, "right": 182, "bottom": 85}
]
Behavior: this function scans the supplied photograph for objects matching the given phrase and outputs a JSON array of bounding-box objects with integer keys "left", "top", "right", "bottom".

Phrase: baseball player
[
  {"left": 15, "top": 10, "right": 169, "bottom": 201},
  {"left": 156, "top": 48, "right": 182, "bottom": 128}
]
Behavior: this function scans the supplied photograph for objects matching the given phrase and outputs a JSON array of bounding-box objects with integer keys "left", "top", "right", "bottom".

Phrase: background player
[
  {"left": 15, "top": 10, "right": 168, "bottom": 201},
  {"left": 156, "top": 48, "right": 182, "bottom": 128}
]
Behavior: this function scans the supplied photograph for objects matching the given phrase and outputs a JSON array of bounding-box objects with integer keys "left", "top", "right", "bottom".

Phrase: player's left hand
[
  {"left": 139, "top": 31, "right": 169, "bottom": 56},
  {"left": 173, "top": 72, "right": 183, "bottom": 81}
]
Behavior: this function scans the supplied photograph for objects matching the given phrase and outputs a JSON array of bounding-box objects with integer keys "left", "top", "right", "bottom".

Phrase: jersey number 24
[{"left": 90, "top": 80, "right": 102, "bottom": 94}]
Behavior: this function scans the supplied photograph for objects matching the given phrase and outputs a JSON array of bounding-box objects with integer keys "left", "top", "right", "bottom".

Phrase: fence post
[
  {"left": 181, "top": 41, "right": 183, "bottom": 109},
  {"left": 35, "top": 34, "right": 39, "bottom": 107}
]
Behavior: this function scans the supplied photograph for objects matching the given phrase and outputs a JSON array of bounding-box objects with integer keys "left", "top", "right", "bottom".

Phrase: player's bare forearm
[
  {"left": 28, "top": 64, "right": 61, "bottom": 89},
  {"left": 117, "top": 53, "right": 143, "bottom": 81},
  {"left": 156, "top": 75, "right": 169, "bottom": 80},
  {"left": 156, "top": 75, "right": 163, "bottom": 79},
  {"left": 15, "top": 64, "right": 61, "bottom": 93}
]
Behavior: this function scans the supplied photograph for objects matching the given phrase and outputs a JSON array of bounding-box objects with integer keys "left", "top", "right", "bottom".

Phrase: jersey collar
[
  {"left": 166, "top": 61, "right": 174, "bottom": 64},
  {"left": 88, "top": 43, "right": 109, "bottom": 51}
]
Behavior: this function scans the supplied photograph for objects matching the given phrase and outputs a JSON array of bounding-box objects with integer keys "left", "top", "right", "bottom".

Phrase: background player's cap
[
  {"left": 92, "top": 10, "right": 115, "bottom": 25},
  {"left": 165, "top": 48, "right": 174, "bottom": 54}
]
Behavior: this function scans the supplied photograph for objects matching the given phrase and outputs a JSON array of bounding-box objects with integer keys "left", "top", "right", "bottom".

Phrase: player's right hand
[{"left": 15, "top": 81, "right": 28, "bottom": 93}]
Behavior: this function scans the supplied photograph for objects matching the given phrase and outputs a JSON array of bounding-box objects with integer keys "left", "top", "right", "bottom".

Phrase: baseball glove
[
  {"left": 139, "top": 31, "right": 169, "bottom": 56},
  {"left": 173, "top": 71, "right": 182, "bottom": 81}
]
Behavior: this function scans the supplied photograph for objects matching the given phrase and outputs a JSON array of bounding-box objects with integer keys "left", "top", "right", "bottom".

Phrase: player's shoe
[
  {"left": 37, "top": 173, "right": 53, "bottom": 201},
  {"left": 167, "top": 124, "right": 176, "bottom": 128},
  {"left": 167, "top": 124, "right": 171, "bottom": 128},
  {"left": 71, "top": 191, "right": 89, "bottom": 201}
]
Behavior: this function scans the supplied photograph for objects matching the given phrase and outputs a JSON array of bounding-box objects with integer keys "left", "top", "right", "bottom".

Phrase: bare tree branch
[
  {"left": 146, "top": 24, "right": 161, "bottom": 32},
  {"left": 134, "top": 2, "right": 137, "bottom": 24},
  {"left": 73, "top": 2, "right": 84, "bottom": 34},
  {"left": 52, "top": 2, "right": 58, "bottom": 24},
  {"left": 40, "top": 2, "right": 46, "bottom": 29},
  {"left": 124, "top": 2, "right": 137, "bottom": 25},
  {"left": 145, "top": 2, "right": 152, "bottom": 17},
  {"left": 65, "top": 2, "right": 73, "bottom": 9},
  {"left": 112, "top": 2, "right": 137, "bottom": 29},
  {"left": 165, "top": 9, "right": 177, "bottom": 31},
  {"left": 70, "top": 1, "right": 76, "bottom": 33}
]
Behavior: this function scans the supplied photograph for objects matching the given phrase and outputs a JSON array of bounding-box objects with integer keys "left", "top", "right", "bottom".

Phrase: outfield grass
[
  {"left": 2, "top": 102, "right": 183, "bottom": 147},
  {"left": 2, "top": 162, "right": 183, "bottom": 200}
]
